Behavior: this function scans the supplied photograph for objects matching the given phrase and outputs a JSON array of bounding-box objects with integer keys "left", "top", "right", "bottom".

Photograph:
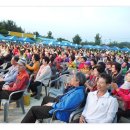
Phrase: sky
[{"left": 0, "top": 0, "right": 130, "bottom": 43}]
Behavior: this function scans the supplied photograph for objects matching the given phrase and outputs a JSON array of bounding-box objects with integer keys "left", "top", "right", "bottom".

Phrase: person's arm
[
  {"left": 116, "top": 90, "right": 130, "bottom": 102},
  {"left": 7, "top": 76, "right": 28, "bottom": 91},
  {"left": 26, "top": 62, "right": 38, "bottom": 71},
  {"left": 3, "top": 70, "right": 18, "bottom": 83},
  {"left": 52, "top": 91, "right": 84, "bottom": 110},
  {"left": 111, "top": 82, "right": 130, "bottom": 101}
]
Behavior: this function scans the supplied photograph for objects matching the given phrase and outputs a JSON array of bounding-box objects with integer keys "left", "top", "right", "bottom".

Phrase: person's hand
[
  {"left": 79, "top": 115, "right": 86, "bottom": 123},
  {"left": 43, "top": 102, "right": 54, "bottom": 106},
  {"left": 111, "top": 82, "right": 119, "bottom": 91}
]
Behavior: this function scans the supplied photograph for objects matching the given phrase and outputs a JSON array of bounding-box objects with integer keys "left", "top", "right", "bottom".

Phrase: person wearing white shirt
[{"left": 72, "top": 73, "right": 119, "bottom": 123}]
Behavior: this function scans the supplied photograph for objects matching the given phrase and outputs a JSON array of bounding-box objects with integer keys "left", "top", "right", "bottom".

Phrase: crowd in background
[{"left": 0, "top": 42, "right": 130, "bottom": 123}]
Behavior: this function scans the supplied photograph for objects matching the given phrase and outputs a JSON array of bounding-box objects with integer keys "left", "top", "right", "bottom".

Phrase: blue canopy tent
[
  {"left": 93, "top": 45, "right": 102, "bottom": 50},
  {"left": 42, "top": 38, "right": 56, "bottom": 42},
  {"left": 83, "top": 45, "right": 94, "bottom": 49},
  {"left": 38, "top": 37, "right": 57, "bottom": 43},
  {"left": 48, "top": 41, "right": 57, "bottom": 46},
  {"left": 4, "top": 36, "right": 18, "bottom": 41},
  {"left": 42, "top": 40, "right": 51, "bottom": 45},
  {"left": 101, "top": 46, "right": 110, "bottom": 50},
  {"left": 0, "top": 34, "right": 5, "bottom": 40},
  {"left": 60, "top": 41, "right": 73, "bottom": 47},
  {"left": 18, "top": 37, "right": 34, "bottom": 43},
  {"left": 110, "top": 46, "right": 120, "bottom": 51},
  {"left": 120, "top": 48, "right": 130, "bottom": 52},
  {"left": 55, "top": 42, "right": 62, "bottom": 46}
]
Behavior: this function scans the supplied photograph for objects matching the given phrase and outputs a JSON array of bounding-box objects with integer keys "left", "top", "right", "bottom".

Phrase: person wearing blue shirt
[
  {"left": 21, "top": 72, "right": 87, "bottom": 123},
  {"left": 0, "top": 56, "right": 19, "bottom": 90}
]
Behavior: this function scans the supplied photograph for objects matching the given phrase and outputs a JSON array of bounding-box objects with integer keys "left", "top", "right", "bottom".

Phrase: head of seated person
[
  {"left": 32, "top": 54, "right": 40, "bottom": 63},
  {"left": 69, "top": 72, "right": 87, "bottom": 87},
  {"left": 11, "top": 56, "right": 19, "bottom": 66}
]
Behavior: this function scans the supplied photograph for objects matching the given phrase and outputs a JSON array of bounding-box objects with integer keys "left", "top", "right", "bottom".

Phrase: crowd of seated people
[{"left": 0, "top": 43, "right": 130, "bottom": 123}]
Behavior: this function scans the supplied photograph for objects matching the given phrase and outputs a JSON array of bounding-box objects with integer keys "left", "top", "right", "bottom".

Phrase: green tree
[
  {"left": 0, "top": 20, "right": 24, "bottom": 35},
  {"left": 46, "top": 31, "right": 53, "bottom": 39},
  {"left": 57, "top": 37, "right": 70, "bottom": 42},
  {"left": 0, "top": 29, "right": 8, "bottom": 36},
  {"left": 33, "top": 31, "right": 39, "bottom": 38},
  {"left": 72, "top": 34, "right": 82, "bottom": 44},
  {"left": 95, "top": 33, "right": 101, "bottom": 45}
]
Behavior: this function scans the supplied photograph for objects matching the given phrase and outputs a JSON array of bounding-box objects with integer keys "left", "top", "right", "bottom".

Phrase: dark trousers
[
  {"left": 117, "top": 108, "right": 130, "bottom": 122},
  {"left": 29, "top": 81, "right": 41, "bottom": 94},
  {"left": 21, "top": 96, "right": 58, "bottom": 123},
  {"left": 0, "top": 81, "right": 5, "bottom": 91}
]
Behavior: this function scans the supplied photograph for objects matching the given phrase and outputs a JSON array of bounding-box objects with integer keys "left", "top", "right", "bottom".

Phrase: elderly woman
[
  {"left": 21, "top": 72, "right": 87, "bottom": 123},
  {"left": 29, "top": 56, "right": 52, "bottom": 97}
]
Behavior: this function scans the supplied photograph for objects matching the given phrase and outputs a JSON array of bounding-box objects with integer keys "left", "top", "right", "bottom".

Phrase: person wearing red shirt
[
  {"left": 111, "top": 71, "right": 130, "bottom": 122},
  {"left": 0, "top": 58, "right": 29, "bottom": 110}
]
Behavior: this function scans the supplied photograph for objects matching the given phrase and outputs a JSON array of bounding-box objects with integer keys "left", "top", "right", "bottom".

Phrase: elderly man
[
  {"left": 0, "top": 58, "right": 29, "bottom": 109},
  {"left": 21, "top": 72, "right": 87, "bottom": 123},
  {"left": 0, "top": 56, "right": 19, "bottom": 90},
  {"left": 73, "top": 73, "right": 119, "bottom": 123}
]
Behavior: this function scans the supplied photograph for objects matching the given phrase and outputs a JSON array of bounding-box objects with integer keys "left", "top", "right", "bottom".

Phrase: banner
[{"left": 8, "top": 31, "right": 36, "bottom": 38}]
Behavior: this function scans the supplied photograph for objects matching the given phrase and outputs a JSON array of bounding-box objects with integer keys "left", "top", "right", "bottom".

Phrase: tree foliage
[
  {"left": 0, "top": 20, "right": 24, "bottom": 36},
  {"left": 95, "top": 33, "right": 101, "bottom": 45},
  {"left": 72, "top": 34, "right": 82, "bottom": 44},
  {"left": 33, "top": 31, "right": 39, "bottom": 37},
  {"left": 57, "top": 37, "right": 70, "bottom": 42},
  {"left": 46, "top": 31, "right": 53, "bottom": 39}
]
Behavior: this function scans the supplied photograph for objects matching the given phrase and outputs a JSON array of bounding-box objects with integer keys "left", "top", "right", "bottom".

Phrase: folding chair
[{"left": 1, "top": 76, "right": 31, "bottom": 122}]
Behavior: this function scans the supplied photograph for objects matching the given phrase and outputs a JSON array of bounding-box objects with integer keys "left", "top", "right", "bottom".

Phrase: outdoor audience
[{"left": 0, "top": 43, "right": 130, "bottom": 123}]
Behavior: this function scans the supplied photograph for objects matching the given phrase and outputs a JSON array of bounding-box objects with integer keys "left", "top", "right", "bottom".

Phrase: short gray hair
[{"left": 75, "top": 72, "right": 87, "bottom": 86}]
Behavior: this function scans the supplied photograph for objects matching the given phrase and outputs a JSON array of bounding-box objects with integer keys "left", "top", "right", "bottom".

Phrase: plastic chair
[
  {"left": 1, "top": 77, "right": 31, "bottom": 123},
  {"left": 69, "top": 108, "right": 118, "bottom": 123},
  {"left": 1, "top": 90, "right": 25, "bottom": 122},
  {"left": 35, "top": 77, "right": 51, "bottom": 100},
  {"left": 48, "top": 74, "right": 72, "bottom": 97}
]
